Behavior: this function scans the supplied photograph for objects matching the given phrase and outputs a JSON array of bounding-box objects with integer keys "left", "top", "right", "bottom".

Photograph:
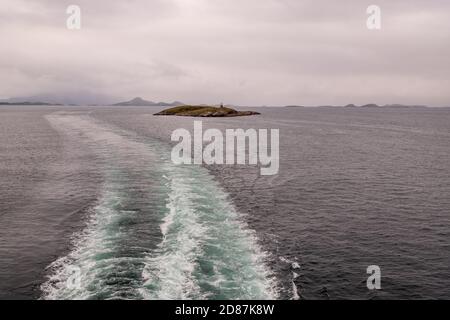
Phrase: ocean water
[{"left": 0, "top": 105, "right": 449, "bottom": 299}]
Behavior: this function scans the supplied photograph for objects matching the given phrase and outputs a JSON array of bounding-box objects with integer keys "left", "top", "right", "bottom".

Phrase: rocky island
[{"left": 154, "top": 105, "right": 260, "bottom": 117}]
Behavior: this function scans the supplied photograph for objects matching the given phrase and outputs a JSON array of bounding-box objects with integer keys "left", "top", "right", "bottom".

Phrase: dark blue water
[{"left": 0, "top": 106, "right": 449, "bottom": 299}]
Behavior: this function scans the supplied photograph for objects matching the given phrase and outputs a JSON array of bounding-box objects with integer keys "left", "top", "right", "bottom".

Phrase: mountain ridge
[{"left": 112, "top": 97, "right": 184, "bottom": 107}]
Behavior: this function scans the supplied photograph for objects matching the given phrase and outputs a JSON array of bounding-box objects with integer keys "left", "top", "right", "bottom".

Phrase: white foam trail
[
  {"left": 42, "top": 112, "right": 278, "bottom": 300},
  {"left": 141, "top": 174, "right": 207, "bottom": 299},
  {"left": 41, "top": 189, "right": 140, "bottom": 300},
  {"left": 141, "top": 164, "right": 278, "bottom": 300},
  {"left": 42, "top": 113, "right": 159, "bottom": 299}
]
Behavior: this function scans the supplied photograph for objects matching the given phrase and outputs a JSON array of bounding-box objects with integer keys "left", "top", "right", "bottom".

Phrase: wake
[{"left": 41, "top": 112, "right": 278, "bottom": 300}]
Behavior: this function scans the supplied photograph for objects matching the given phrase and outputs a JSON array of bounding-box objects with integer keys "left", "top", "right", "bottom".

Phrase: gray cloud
[{"left": 0, "top": 0, "right": 449, "bottom": 106}]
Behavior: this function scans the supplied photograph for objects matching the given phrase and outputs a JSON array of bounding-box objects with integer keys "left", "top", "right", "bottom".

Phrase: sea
[{"left": 0, "top": 105, "right": 449, "bottom": 300}]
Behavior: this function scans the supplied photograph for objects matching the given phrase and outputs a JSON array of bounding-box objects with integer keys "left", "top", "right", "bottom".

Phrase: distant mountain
[
  {"left": 112, "top": 97, "right": 184, "bottom": 107},
  {"left": 1, "top": 91, "right": 119, "bottom": 106},
  {"left": 360, "top": 103, "right": 381, "bottom": 108}
]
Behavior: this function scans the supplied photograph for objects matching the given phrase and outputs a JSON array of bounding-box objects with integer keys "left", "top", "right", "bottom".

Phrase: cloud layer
[{"left": 1, "top": 0, "right": 449, "bottom": 106}]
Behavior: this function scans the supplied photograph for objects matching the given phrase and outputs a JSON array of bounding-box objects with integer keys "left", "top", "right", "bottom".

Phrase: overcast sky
[{"left": 1, "top": 0, "right": 449, "bottom": 106}]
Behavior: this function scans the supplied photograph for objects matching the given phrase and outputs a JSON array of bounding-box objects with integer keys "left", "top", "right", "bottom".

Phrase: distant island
[
  {"left": 285, "top": 104, "right": 428, "bottom": 108},
  {"left": 344, "top": 103, "right": 427, "bottom": 108},
  {"left": 112, "top": 97, "right": 184, "bottom": 107},
  {"left": 0, "top": 101, "right": 62, "bottom": 106},
  {"left": 154, "top": 105, "right": 260, "bottom": 117},
  {"left": 0, "top": 96, "right": 431, "bottom": 109}
]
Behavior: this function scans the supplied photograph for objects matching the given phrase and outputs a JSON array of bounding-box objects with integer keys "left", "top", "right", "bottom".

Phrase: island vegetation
[{"left": 154, "top": 105, "right": 260, "bottom": 117}]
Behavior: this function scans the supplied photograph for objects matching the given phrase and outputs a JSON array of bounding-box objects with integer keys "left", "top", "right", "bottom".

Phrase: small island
[{"left": 154, "top": 105, "right": 260, "bottom": 117}]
